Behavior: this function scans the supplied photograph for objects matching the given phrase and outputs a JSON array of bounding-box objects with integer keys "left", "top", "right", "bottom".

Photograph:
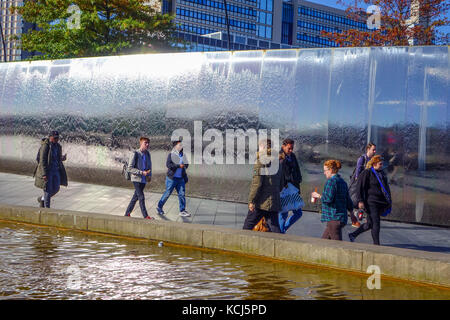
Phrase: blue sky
[{"left": 310, "top": 0, "right": 449, "bottom": 42}]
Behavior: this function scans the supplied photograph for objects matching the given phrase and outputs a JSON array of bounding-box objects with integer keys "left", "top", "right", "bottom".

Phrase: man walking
[
  {"left": 156, "top": 140, "right": 190, "bottom": 217},
  {"left": 34, "top": 131, "right": 68, "bottom": 208},
  {"left": 349, "top": 143, "right": 376, "bottom": 227},
  {"left": 124, "top": 137, "right": 153, "bottom": 219},
  {"left": 278, "top": 138, "right": 303, "bottom": 234}
]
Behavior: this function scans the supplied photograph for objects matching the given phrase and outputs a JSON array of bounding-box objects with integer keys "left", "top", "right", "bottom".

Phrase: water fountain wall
[{"left": 0, "top": 46, "right": 448, "bottom": 226}]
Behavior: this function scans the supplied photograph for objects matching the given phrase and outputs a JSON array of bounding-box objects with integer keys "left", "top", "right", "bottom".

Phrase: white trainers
[{"left": 179, "top": 211, "right": 191, "bottom": 217}]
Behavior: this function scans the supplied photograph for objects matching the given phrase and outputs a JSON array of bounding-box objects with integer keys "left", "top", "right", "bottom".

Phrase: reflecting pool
[{"left": 0, "top": 221, "right": 449, "bottom": 300}]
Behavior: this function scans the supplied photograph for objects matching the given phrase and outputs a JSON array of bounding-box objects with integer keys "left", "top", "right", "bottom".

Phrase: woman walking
[
  {"left": 348, "top": 155, "right": 392, "bottom": 245},
  {"left": 311, "top": 160, "right": 353, "bottom": 241},
  {"left": 243, "top": 139, "right": 284, "bottom": 233}
]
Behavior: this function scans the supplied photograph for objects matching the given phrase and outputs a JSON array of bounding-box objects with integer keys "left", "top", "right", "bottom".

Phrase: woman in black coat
[{"left": 348, "top": 155, "right": 391, "bottom": 245}]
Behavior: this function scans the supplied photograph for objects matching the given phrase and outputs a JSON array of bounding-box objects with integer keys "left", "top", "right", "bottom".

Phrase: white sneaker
[{"left": 179, "top": 211, "right": 191, "bottom": 217}]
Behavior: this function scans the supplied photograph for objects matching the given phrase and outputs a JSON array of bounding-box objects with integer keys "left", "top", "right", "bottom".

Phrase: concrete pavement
[{"left": 0, "top": 172, "right": 448, "bottom": 253}]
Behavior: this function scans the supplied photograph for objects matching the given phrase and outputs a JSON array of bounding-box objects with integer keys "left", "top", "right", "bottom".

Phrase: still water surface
[{"left": 0, "top": 221, "right": 449, "bottom": 300}]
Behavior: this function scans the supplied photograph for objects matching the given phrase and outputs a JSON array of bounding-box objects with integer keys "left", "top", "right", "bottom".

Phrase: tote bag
[{"left": 280, "top": 183, "right": 304, "bottom": 213}]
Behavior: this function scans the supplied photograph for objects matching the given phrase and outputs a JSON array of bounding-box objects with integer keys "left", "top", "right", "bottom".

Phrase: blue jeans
[
  {"left": 278, "top": 208, "right": 303, "bottom": 234},
  {"left": 44, "top": 170, "right": 61, "bottom": 208},
  {"left": 125, "top": 182, "right": 148, "bottom": 218},
  {"left": 158, "top": 177, "right": 186, "bottom": 212}
]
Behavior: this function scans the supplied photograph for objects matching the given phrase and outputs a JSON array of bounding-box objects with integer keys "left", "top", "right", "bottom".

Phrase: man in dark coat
[
  {"left": 34, "top": 131, "right": 68, "bottom": 208},
  {"left": 278, "top": 138, "right": 303, "bottom": 234}
]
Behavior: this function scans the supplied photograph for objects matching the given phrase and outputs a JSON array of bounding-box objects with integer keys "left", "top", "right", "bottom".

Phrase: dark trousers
[
  {"left": 350, "top": 204, "right": 382, "bottom": 245},
  {"left": 243, "top": 208, "right": 281, "bottom": 233},
  {"left": 125, "top": 182, "right": 148, "bottom": 218},
  {"left": 321, "top": 220, "right": 344, "bottom": 240},
  {"left": 44, "top": 170, "right": 61, "bottom": 208}
]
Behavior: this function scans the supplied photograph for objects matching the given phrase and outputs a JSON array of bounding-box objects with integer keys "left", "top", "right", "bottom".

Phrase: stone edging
[{"left": 0, "top": 203, "right": 448, "bottom": 288}]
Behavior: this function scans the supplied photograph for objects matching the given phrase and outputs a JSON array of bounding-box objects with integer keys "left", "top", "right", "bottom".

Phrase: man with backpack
[
  {"left": 124, "top": 137, "right": 153, "bottom": 219},
  {"left": 34, "top": 131, "right": 68, "bottom": 208},
  {"left": 348, "top": 143, "right": 376, "bottom": 227}
]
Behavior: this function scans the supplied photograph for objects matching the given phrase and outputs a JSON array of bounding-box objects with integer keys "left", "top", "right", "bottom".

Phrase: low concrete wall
[{"left": 0, "top": 203, "right": 449, "bottom": 288}]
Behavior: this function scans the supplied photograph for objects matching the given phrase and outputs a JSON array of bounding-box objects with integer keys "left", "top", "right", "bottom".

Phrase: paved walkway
[{"left": 0, "top": 172, "right": 449, "bottom": 253}]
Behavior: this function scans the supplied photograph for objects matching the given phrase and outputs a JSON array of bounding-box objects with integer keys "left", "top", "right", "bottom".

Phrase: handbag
[
  {"left": 253, "top": 217, "right": 269, "bottom": 232},
  {"left": 280, "top": 183, "right": 304, "bottom": 213},
  {"left": 371, "top": 167, "right": 392, "bottom": 216}
]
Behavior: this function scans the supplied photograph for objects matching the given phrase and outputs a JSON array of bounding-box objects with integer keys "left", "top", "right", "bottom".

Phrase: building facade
[
  {"left": 0, "top": 0, "right": 25, "bottom": 62},
  {"left": 166, "top": 0, "right": 371, "bottom": 51}
]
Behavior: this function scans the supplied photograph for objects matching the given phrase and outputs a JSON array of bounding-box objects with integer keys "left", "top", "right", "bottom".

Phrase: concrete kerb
[{"left": 0, "top": 203, "right": 449, "bottom": 288}]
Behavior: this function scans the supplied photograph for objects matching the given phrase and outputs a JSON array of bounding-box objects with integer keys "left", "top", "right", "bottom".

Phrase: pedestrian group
[{"left": 33, "top": 131, "right": 391, "bottom": 245}]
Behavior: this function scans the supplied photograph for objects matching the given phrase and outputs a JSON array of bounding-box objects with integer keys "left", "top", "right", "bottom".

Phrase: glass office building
[
  {"left": 0, "top": 0, "right": 26, "bottom": 61},
  {"left": 169, "top": 0, "right": 295, "bottom": 51},
  {"left": 296, "top": 0, "right": 369, "bottom": 48},
  {"left": 167, "top": 0, "right": 371, "bottom": 51}
]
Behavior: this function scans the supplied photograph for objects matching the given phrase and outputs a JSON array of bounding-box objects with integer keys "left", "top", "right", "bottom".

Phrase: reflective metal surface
[
  {"left": 1, "top": 221, "right": 449, "bottom": 299},
  {"left": 0, "top": 47, "right": 448, "bottom": 226}
]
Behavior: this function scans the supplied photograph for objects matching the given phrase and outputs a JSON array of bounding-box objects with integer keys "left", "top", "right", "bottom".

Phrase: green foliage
[{"left": 12, "top": 0, "right": 181, "bottom": 60}]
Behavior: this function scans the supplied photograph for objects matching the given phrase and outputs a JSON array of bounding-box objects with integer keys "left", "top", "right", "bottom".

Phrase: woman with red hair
[{"left": 311, "top": 160, "right": 353, "bottom": 241}]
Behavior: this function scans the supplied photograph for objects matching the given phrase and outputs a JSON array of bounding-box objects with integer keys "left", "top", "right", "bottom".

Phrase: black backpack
[
  {"left": 348, "top": 155, "right": 368, "bottom": 208},
  {"left": 122, "top": 151, "right": 138, "bottom": 181}
]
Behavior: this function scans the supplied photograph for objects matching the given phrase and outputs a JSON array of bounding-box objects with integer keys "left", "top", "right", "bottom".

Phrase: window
[
  {"left": 265, "top": 27, "right": 271, "bottom": 39},
  {"left": 260, "top": 0, "right": 266, "bottom": 11},
  {"left": 267, "top": 13, "right": 272, "bottom": 25},
  {"left": 258, "top": 25, "right": 265, "bottom": 37},
  {"left": 259, "top": 12, "right": 266, "bottom": 24},
  {"left": 267, "top": 0, "right": 273, "bottom": 11}
]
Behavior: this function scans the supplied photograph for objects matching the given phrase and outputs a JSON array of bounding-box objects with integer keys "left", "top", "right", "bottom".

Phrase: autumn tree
[
  {"left": 12, "top": 0, "right": 180, "bottom": 60},
  {"left": 322, "top": 0, "right": 449, "bottom": 47}
]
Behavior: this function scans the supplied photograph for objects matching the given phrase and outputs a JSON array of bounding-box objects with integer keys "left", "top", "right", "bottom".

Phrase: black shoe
[
  {"left": 348, "top": 233, "right": 356, "bottom": 243},
  {"left": 37, "top": 197, "right": 44, "bottom": 208}
]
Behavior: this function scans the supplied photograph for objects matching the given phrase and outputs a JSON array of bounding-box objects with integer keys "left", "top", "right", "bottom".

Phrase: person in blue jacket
[{"left": 156, "top": 140, "right": 190, "bottom": 217}]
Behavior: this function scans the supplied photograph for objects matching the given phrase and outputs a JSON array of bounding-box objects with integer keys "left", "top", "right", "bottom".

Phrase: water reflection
[{"left": 0, "top": 221, "right": 449, "bottom": 300}]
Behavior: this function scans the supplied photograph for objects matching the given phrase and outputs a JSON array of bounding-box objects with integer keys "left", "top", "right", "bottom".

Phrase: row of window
[
  {"left": 297, "top": 33, "right": 338, "bottom": 47},
  {"left": 175, "top": 31, "right": 283, "bottom": 52},
  {"left": 257, "top": 25, "right": 272, "bottom": 39},
  {"left": 176, "top": 7, "right": 257, "bottom": 32},
  {"left": 181, "top": 0, "right": 258, "bottom": 17},
  {"left": 257, "top": 0, "right": 273, "bottom": 12},
  {"left": 298, "top": 6, "right": 368, "bottom": 30},
  {"left": 258, "top": 11, "right": 272, "bottom": 26},
  {"left": 177, "top": 23, "right": 217, "bottom": 36},
  {"left": 297, "top": 20, "right": 340, "bottom": 34}
]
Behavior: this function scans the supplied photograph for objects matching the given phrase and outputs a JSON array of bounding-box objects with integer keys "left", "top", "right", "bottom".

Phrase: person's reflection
[
  {"left": 383, "top": 146, "right": 402, "bottom": 185},
  {"left": 242, "top": 266, "right": 294, "bottom": 299},
  {"left": 31, "top": 231, "right": 59, "bottom": 285}
]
